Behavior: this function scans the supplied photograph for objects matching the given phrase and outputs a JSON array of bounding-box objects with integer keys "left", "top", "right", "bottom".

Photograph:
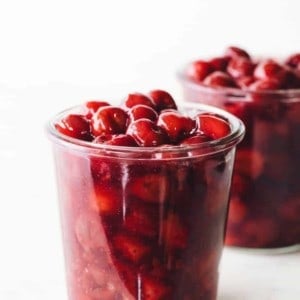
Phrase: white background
[{"left": 0, "top": 0, "right": 300, "bottom": 299}]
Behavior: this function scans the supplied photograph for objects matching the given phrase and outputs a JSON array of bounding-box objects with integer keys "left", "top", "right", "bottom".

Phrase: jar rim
[{"left": 46, "top": 102, "right": 245, "bottom": 158}]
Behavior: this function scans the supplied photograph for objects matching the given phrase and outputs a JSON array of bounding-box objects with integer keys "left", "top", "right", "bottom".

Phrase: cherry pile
[
  {"left": 55, "top": 90, "right": 231, "bottom": 147},
  {"left": 183, "top": 47, "right": 300, "bottom": 248},
  {"left": 187, "top": 46, "right": 300, "bottom": 90},
  {"left": 53, "top": 90, "right": 236, "bottom": 299}
]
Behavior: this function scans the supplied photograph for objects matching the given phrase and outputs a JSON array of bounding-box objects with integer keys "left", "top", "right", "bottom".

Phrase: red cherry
[
  {"left": 249, "top": 78, "right": 283, "bottom": 91},
  {"left": 195, "top": 113, "right": 231, "bottom": 139},
  {"left": 254, "top": 59, "right": 288, "bottom": 84},
  {"left": 129, "top": 104, "right": 158, "bottom": 122},
  {"left": 113, "top": 233, "right": 151, "bottom": 264},
  {"left": 227, "top": 57, "right": 255, "bottom": 78},
  {"left": 141, "top": 275, "right": 171, "bottom": 300},
  {"left": 148, "top": 89, "right": 177, "bottom": 111},
  {"left": 236, "top": 76, "right": 256, "bottom": 89},
  {"left": 157, "top": 111, "right": 196, "bottom": 143},
  {"left": 85, "top": 100, "right": 110, "bottom": 118},
  {"left": 55, "top": 114, "right": 92, "bottom": 141},
  {"left": 163, "top": 213, "right": 188, "bottom": 250},
  {"left": 181, "top": 133, "right": 212, "bottom": 145},
  {"left": 124, "top": 92, "right": 155, "bottom": 109},
  {"left": 127, "top": 119, "right": 168, "bottom": 147},
  {"left": 128, "top": 173, "right": 169, "bottom": 203},
  {"left": 187, "top": 60, "right": 214, "bottom": 82},
  {"left": 209, "top": 56, "right": 230, "bottom": 71},
  {"left": 93, "top": 133, "right": 137, "bottom": 146},
  {"left": 91, "top": 106, "right": 128, "bottom": 136},
  {"left": 203, "top": 71, "right": 237, "bottom": 88},
  {"left": 286, "top": 53, "right": 300, "bottom": 69},
  {"left": 106, "top": 134, "right": 138, "bottom": 146},
  {"left": 225, "top": 46, "right": 251, "bottom": 59}
]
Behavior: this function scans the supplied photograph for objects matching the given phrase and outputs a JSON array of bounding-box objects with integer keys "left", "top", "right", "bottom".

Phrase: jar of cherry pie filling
[
  {"left": 177, "top": 47, "right": 300, "bottom": 252},
  {"left": 47, "top": 95, "right": 244, "bottom": 300}
]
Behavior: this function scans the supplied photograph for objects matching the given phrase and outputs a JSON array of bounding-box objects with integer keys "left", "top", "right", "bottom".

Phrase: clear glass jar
[
  {"left": 47, "top": 103, "right": 244, "bottom": 300},
  {"left": 178, "top": 72, "right": 300, "bottom": 251}
]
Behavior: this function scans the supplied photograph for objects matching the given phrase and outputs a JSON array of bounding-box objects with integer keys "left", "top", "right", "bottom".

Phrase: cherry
[
  {"left": 195, "top": 113, "right": 231, "bottom": 139},
  {"left": 148, "top": 89, "right": 177, "bottom": 111},
  {"left": 157, "top": 111, "right": 196, "bottom": 143},
  {"left": 249, "top": 78, "right": 283, "bottom": 91},
  {"left": 55, "top": 114, "right": 92, "bottom": 141},
  {"left": 227, "top": 57, "right": 255, "bottom": 78},
  {"left": 225, "top": 46, "right": 250, "bottom": 59},
  {"left": 209, "top": 56, "right": 230, "bottom": 72},
  {"left": 236, "top": 76, "right": 256, "bottom": 89},
  {"left": 129, "top": 104, "right": 158, "bottom": 122},
  {"left": 203, "top": 71, "right": 237, "bottom": 88},
  {"left": 254, "top": 59, "right": 288, "bottom": 84},
  {"left": 187, "top": 60, "right": 213, "bottom": 82},
  {"left": 91, "top": 106, "right": 128, "bottom": 136},
  {"left": 85, "top": 100, "right": 110, "bottom": 118},
  {"left": 93, "top": 134, "right": 137, "bottom": 146},
  {"left": 124, "top": 92, "right": 155, "bottom": 109},
  {"left": 286, "top": 53, "right": 300, "bottom": 69},
  {"left": 181, "top": 133, "right": 212, "bottom": 145},
  {"left": 127, "top": 119, "right": 168, "bottom": 147},
  {"left": 106, "top": 134, "right": 138, "bottom": 146}
]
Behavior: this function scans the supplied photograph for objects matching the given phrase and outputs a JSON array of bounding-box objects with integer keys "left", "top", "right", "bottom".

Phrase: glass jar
[{"left": 178, "top": 72, "right": 300, "bottom": 251}]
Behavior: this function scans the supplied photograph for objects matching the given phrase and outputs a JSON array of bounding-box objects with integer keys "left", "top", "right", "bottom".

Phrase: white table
[{"left": 0, "top": 85, "right": 299, "bottom": 300}]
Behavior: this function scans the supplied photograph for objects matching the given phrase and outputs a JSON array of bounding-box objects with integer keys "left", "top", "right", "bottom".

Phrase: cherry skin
[
  {"left": 225, "top": 46, "right": 250, "bottom": 59},
  {"left": 249, "top": 78, "right": 283, "bottom": 91},
  {"left": 148, "top": 89, "right": 177, "bottom": 112},
  {"left": 286, "top": 53, "right": 300, "bottom": 69},
  {"left": 181, "top": 133, "right": 212, "bottom": 145},
  {"left": 209, "top": 56, "right": 230, "bottom": 72},
  {"left": 127, "top": 119, "right": 168, "bottom": 147},
  {"left": 157, "top": 111, "right": 196, "bottom": 144},
  {"left": 203, "top": 71, "right": 237, "bottom": 88},
  {"left": 85, "top": 100, "right": 110, "bottom": 118},
  {"left": 254, "top": 59, "right": 288, "bottom": 85},
  {"left": 227, "top": 57, "right": 255, "bottom": 78},
  {"left": 129, "top": 104, "right": 158, "bottom": 122},
  {"left": 91, "top": 106, "right": 128, "bottom": 136},
  {"left": 93, "top": 133, "right": 138, "bottom": 146},
  {"left": 124, "top": 93, "right": 155, "bottom": 109},
  {"left": 187, "top": 60, "right": 213, "bottom": 82},
  {"left": 236, "top": 76, "right": 256, "bottom": 89},
  {"left": 55, "top": 114, "right": 92, "bottom": 141},
  {"left": 195, "top": 113, "right": 231, "bottom": 139}
]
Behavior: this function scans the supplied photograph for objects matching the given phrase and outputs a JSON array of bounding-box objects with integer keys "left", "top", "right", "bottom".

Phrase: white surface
[{"left": 1, "top": 0, "right": 300, "bottom": 298}]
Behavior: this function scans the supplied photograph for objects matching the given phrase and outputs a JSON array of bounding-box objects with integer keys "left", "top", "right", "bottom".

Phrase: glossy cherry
[
  {"left": 124, "top": 92, "right": 155, "bottom": 109},
  {"left": 85, "top": 100, "right": 110, "bottom": 118},
  {"left": 227, "top": 57, "right": 255, "bottom": 78},
  {"left": 129, "top": 104, "right": 158, "bottom": 122},
  {"left": 195, "top": 113, "right": 231, "bottom": 139},
  {"left": 91, "top": 106, "right": 128, "bottom": 136},
  {"left": 203, "top": 71, "right": 237, "bottom": 88},
  {"left": 148, "top": 89, "right": 177, "bottom": 111},
  {"left": 55, "top": 114, "right": 92, "bottom": 141},
  {"left": 187, "top": 60, "right": 213, "bottom": 82},
  {"left": 127, "top": 119, "right": 168, "bottom": 147},
  {"left": 157, "top": 111, "right": 196, "bottom": 143},
  {"left": 225, "top": 46, "right": 250, "bottom": 59}
]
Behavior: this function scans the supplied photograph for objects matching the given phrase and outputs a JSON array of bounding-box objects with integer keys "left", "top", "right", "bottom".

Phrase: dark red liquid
[
  {"left": 181, "top": 87, "right": 300, "bottom": 248},
  {"left": 53, "top": 146, "right": 235, "bottom": 299}
]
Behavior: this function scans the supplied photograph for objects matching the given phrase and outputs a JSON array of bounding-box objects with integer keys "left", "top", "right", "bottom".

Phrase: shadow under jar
[
  {"left": 47, "top": 102, "right": 244, "bottom": 300},
  {"left": 178, "top": 71, "right": 300, "bottom": 251}
]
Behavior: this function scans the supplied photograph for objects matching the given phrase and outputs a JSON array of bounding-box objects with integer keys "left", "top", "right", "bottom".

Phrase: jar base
[{"left": 225, "top": 243, "right": 300, "bottom": 255}]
